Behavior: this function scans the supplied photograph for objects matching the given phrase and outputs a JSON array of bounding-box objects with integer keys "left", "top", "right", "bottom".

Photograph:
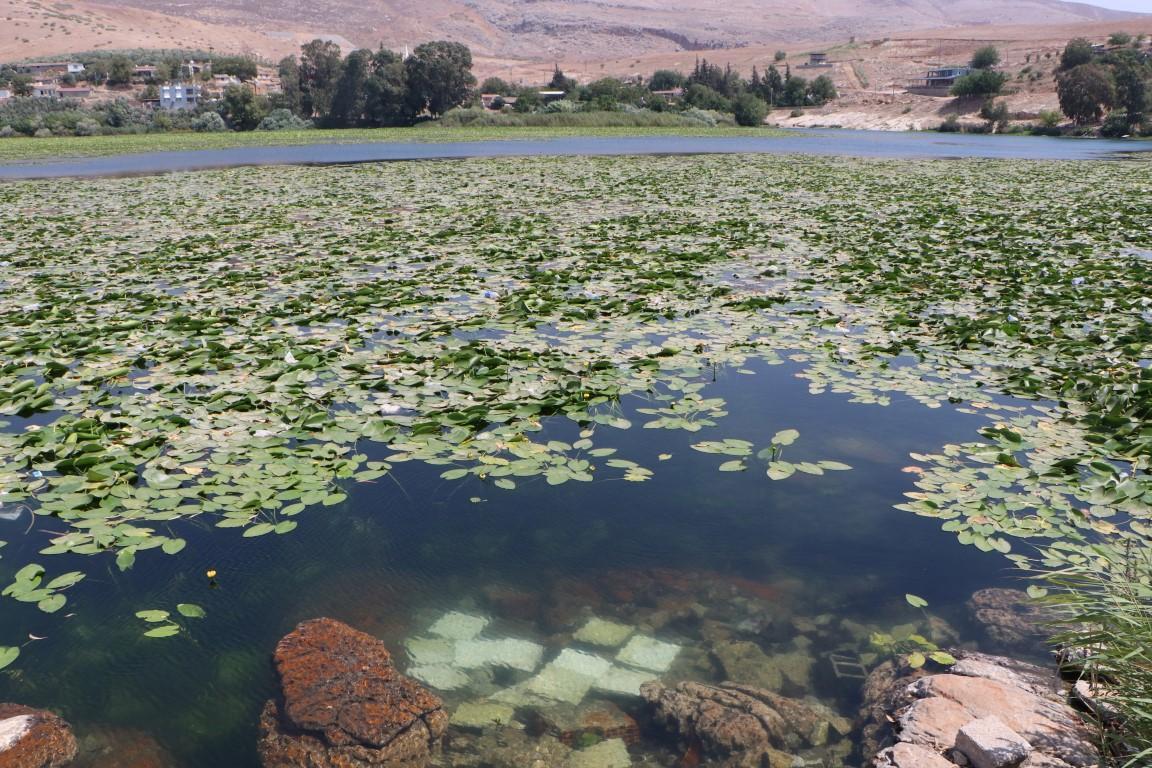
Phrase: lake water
[
  {"left": 0, "top": 149, "right": 1099, "bottom": 768},
  {"left": 0, "top": 129, "right": 1149, "bottom": 180},
  {"left": 0, "top": 354, "right": 1027, "bottom": 767}
]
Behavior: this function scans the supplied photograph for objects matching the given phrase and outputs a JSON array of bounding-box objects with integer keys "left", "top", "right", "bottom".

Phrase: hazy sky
[{"left": 1084, "top": 0, "right": 1152, "bottom": 11}]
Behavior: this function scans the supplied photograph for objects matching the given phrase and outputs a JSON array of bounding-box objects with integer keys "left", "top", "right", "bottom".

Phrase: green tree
[
  {"left": 731, "top": 93, "right": 768, "bottom": 126},
  {"left": 682, "top": 82, "right": 729, "bottom": 111},
  {"left": 218, "top": 85, "right": 270, "bottom": 130},
  {"left": 808, "top": 74, "right": 837, "bottom": 105},
  {"left": 511, "top": 85, "right": 541, "bottom": 113},
  {"left": 649, "top": 70, "right": 685, "bottom": 91},
  {"left": 1060, "top": 38, "right": 1095, "bottom": 71},
  {"left": 329, "top": 48, "right": 372, "bottom": 126},
  {"left": 276, "top": 56, "right": 303, "bottom": 116},
  {"left": 405, "top": 41, "right": 476, "bottom": 117},
  {"left": 1057, "top": 63, "right": 1116, "bottom": 124},
  {"left": 107, "top": 55, "right": 135, "bottom": 87},
  {"left": 83, "top": 59, "right": 109, "bottom": 85},
  {"left": 212, "top": 56, "right": 258, "bottom": 81},
  {"left": 363, "top": 48, "right": 412, "bottom": 126},
  {"left": 1113, "top": 63, "right": 1148, "bottom": 126},
  {"left": 970, "top": 46, "right": 1001, "bottom": 70},
  {"left": 1108, "top": 31, "right": 1133, "bottom": 47},
  {"left": 774, "top": 50, "right": 787, "bottom": 62},
  {"left": 950, "top": 69, "right": 1007, "bottom": 97},
  {"left": 480, "top": 76, "right": 511, "bottom": 94},
  {"left": 548, "top": 65, "right": 577, "bottom": 93},
  {"left": 979, "top": 98, "right": 1010, "bottom": 132},
  {"left": 299, "top": 39, "right": 344, "bottom": 118},
  {"left": 782, "top": 74, "right": 809, "bottom": 106}
]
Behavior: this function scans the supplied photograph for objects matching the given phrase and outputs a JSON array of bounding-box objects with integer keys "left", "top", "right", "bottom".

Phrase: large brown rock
[
  {"left": 0, "top": 703, "right": 77, "bottom": 768},
  {"left": 258, "top": 618, "right": 448, "bottom": 768}
]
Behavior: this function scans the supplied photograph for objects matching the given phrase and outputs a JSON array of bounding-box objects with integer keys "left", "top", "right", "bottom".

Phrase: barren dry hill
[{"left": 3, "top": 0, "right": 1144, "bottom": 63}]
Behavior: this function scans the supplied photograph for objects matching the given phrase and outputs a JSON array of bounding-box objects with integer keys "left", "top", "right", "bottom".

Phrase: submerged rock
[
  {"left": 967, "top": 589, "right": 1050, "bottom": 656},
  {"left": 641, "top": 681, "right": 833, "bottom": 767},
  {"left": 72, "top": 726, "right": 176, "bottom": 768},
  {"left": 0, "top": 703, "right": 77, "bottom": 768},
  {"left": 258, "top": 617, "right": 447, "bottom": 768},
  {"left": 564, "top": 738, "right": 632, "bottom": 768},
  {"left": 525, "top": 700, "right": 640, "bottom": 747},
  {"left": 450, "top": 702, "right": 516, "bottom": 733}
]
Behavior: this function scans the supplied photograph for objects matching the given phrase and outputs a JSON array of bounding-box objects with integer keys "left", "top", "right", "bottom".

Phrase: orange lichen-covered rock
[
  {"left": 258, "top": 618, "right": 447, "bottom": 768},
  {"left": 0, "top": 703, "right": 78, "bottom": 768}
]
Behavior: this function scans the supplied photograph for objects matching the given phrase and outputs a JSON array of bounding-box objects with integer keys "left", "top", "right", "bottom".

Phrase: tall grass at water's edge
[{"left": 1042, "top": 545, "right": 1152, "bottom": 766}]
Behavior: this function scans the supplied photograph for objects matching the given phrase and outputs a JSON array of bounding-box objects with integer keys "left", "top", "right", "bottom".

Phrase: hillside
[{"left": 2, "top": 0, "right": 1143, "bottom": 64}]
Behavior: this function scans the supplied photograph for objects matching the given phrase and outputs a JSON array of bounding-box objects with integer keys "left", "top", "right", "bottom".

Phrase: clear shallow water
[
  {"left": 1, "top": 129, "right": 1149, "bottom": 180},
  {"left": 0, "top": 357, "right": 1027, "bottom": 766}
]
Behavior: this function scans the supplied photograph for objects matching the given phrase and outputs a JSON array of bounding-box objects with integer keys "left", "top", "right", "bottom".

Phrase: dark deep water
[{"left": 0, "top": 356, "right": 1034, "bottom": 766}]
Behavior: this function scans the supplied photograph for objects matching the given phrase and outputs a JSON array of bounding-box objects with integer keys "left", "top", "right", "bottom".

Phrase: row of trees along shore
[
  {"left": 0, "top": 40, "right": 837, "bottom": 136},
  {"left": 273, "top": 42, "right": 837, "bottom": 128}
]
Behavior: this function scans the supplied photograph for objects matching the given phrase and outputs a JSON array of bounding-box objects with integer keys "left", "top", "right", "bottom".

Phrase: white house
[{"left": 159, "top": 82, "right": 202, "bottom": 110}]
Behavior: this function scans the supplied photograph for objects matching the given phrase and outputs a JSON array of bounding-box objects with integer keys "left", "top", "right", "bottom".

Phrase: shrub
[
  {"left": 938, "top": 114, "right": 962, "bottom": 132},
  {"left": 951, "top": 69, "right": 1008, "bottom": 97},
  {"left": 256, "top": 108, "right": 313, "bottom": 131},
  {"left": 1100, "top": 110, "right": 1132, "bottom": 137},
  {"left": 731, "top": 94, "right": 768, "bottom": 126},
  {"left": 33, "top": 127, "right": 52, "bottom": 138},
  {"left": 74, "top": 119, "right": 101, "bottom": 136},
  {"left": 191, "top": 111, "right": 227, "bottom": 132},
  {"left": 543, "top": 99, "right": 578, "bottom": 113},
  {"left": 0, "top": 125, "right": 14, "bottom": 138},
  {"left": 789, "top": 108, "right": 804, "bottom": 118},
  {"left": 970, "top": 45, "right": 1001, "bottom": 70}
]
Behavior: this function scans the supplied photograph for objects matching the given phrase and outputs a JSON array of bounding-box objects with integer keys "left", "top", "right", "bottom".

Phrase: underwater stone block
[
  {"left": 523, "top": 664, "right": 598, "bottom": 705},
  {"left": 553, "top": 649, "right": 614, "bottom": 679},
  {"left": 565, "top": 737, "right": 632, "bottom": 768},
  {"left": 574, "top": 617, "right": 635, "bottom": 648},
  {"left": 427, "top": 611, "right": 490, "bottom": 640},
  {"left": 594, "top": 666, "right": 658, "bottom": 698},
  {"left": 616, "top": 636, "right": 680, "bottom": 673},
  {"left": 451, "top": 701, "right": 516, "bottom": 732},
  {"left": 454, "top": 638, "right": 545, "bottom": 673},
  {"left": 405, "top": 637, "right": 456, "bottom": 666},
  {"left": 408, "top": 664, "right": 472, "bottom": 691}
]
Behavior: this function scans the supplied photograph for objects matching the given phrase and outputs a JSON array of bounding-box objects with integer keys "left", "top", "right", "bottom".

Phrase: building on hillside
[
  {"left": 21, "top": 62, "right": 84, "bottom": 76},
  {"left": 650, "top": 88, "right": 684, "bottom": 103},
  {"left": 57, "top": 86, "right": 92, "bottom": 100},
  {"left": 133, "top": 65, "right": 159, "bottom": 82},
  {"left": 907, "top": 66, "right": 971, "bottom": 96},
  {"left": 538, "top": 90, "right": 566, "bottom": 103},
  {"left": 32, "top": 83, "right": 58, "bottom": 99},
  {"left": 254, "top": 68, "right": 282, "bottom": 96},
  {"left": 160, "top": 82, "right": 202, "bottom": 110},
  {"left": 0, "top": 88, "right": 12, "bottom": 102},
  {"left": 181, "top": 60, "right": 207, "bottom": 79},
  {"left": 804, "top": 52, "right": 831, "bottom": 67}
]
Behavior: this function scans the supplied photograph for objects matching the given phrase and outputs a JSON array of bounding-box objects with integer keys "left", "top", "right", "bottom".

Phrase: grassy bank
[{"left": 0, "top": 123, "right": 781, "bottom": 163}]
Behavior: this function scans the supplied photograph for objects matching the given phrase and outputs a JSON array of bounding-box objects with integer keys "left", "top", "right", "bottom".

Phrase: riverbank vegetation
[{"left": 1, "top": 42, "right": 835, "bottom": 139}]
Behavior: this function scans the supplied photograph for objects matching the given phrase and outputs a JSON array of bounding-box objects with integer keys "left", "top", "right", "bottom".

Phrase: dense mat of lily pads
[{"left": 0, "top": 154, "right": 1149, "bottom": 659}]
